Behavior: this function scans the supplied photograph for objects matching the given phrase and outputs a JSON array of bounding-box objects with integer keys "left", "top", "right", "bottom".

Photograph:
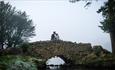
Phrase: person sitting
[
  {"left": 51, "top": 31, "right": 60, "bottom": 41},
  {"left": 55, "top": 33, "right": 59, "bottom": 40}
]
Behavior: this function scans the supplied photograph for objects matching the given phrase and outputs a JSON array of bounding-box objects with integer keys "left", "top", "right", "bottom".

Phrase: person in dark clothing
[
  {"left": 51, "top": 31, "right": 59, "bottom": 41},
  {"left": 51, "top": 33, "right": 54, "bottom": 40}
]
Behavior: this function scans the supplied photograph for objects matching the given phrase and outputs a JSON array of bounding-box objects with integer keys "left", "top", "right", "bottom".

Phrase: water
[
  {"left": 45, "top": 56, "right": 113, "bottom": 70},
  {"left": 46, "top": 66, "right": 112, "bottom": 70}
]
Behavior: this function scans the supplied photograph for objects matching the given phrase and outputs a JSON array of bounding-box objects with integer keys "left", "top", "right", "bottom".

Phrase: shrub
[
  {"left": 0, "top": 55, "right": 38, "bottom": 70},
  {"left": 19, "top": 43, "right": 31, "bottom": 54},
  {"left": 7, "top": 60, "right": 37, "bottom": 70},
  {"left": 93, "top": 45, "right": 103, "bottom": 55}
]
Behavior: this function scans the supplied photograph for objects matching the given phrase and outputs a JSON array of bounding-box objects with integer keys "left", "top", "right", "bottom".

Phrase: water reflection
[{"left": 47, "top": 66, "right": 60, "bottom": 70}]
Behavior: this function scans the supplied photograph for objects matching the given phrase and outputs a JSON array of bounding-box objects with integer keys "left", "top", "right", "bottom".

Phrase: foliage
[
  {"left": 0, "top": 1, "right": 35, "bottom": 49},
  {"left": 19, "top": 43, "right": 31, "bottom": 54},
  {"left": 80, "top": 52, "right": 115, "bottom": 66},
  {"left": 0, "top": 43, "right": 32, "bottom": 55},
  {"left": 0, "top": 55, "right": 38, "bottom": 70},
  {"left": 97, "top": 0, "right": 115, "bottom": 54},
  {"left": 97, "top": 0, "right": 115, "bottom": 33},
  {"left": 69, "top": 0, "right": 98, "bottom": 7},
  {"left": 93, "top": 45, "right": 103, "bottom": 55},
  {"left": 7, "top": 60, "right": 37, "bottom": 70}
]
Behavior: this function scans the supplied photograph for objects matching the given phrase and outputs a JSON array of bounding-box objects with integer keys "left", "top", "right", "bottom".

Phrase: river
[
  {"left": 45, "top": 56, "right": 113, "bottom": 70},
  {"left": 44, "top": 65, "right": 113, "bottom": 70}
]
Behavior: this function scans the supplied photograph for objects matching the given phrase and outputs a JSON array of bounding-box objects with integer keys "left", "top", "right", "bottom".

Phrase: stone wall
[{"left": 30, "top": 40, "right": 93, "bottom": 64}]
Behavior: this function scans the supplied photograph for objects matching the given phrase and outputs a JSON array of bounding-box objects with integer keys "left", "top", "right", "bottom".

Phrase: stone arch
[{"left": 56, "top": 55, "right": 74, "bottom": 65}]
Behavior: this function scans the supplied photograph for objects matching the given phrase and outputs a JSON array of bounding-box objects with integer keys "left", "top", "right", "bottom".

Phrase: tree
[
  {"left": 0, "top": 1, "right": 35, "bottom": 49},
  {"left": 0, "top": 1, "right": 14, "bottom": 49},
  {"left": 97, "top": 0, "right": 115, "bottom": 54},
  {"left": 70, "top": 0, "right": 115, "bottom": 54}
]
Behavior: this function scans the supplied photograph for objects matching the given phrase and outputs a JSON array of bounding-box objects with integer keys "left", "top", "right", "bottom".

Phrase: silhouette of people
[{"left": 51, "top": 31, "right": 59, "bottom": 41}]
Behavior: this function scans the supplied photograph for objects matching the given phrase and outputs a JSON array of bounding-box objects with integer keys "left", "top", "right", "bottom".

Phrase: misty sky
[{"left": 5, "top": 0, "right": 111, "bottom": 51}]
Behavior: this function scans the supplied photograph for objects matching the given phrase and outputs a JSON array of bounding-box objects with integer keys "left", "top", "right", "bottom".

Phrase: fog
[{"left": 6, "top": 0, "right": 111, "bottom": 51}]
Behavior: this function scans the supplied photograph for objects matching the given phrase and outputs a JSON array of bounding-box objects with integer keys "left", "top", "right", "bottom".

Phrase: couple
[{"left": 51, "top": 31, "right": 59, "bottom": 41}]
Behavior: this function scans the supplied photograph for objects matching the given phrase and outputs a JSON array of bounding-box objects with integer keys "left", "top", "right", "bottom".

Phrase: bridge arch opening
[
  {"left": 46, "top": 55, "right": 74, "bottom": 69},
  {"left": 46, "top": 56, "right": 65, "bottom": 66},
  {"left": 46, "top": 55, "right": 65, "bottom": 69}
]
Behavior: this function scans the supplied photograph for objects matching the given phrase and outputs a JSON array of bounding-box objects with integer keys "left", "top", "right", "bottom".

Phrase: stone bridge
[{"left": 30, "top": 40, "right": 93, "bottom": 64}]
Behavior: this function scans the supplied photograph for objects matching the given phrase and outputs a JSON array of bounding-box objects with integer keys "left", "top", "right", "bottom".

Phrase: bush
[
  {"left": 0, "top": 55, "right": 38, "bottom": 70},
  {"left": 19, "top": 43, "right": 31, "bottom": 54},
  {"left": 93, "top": 45, "right": 103, "bottom": 55},
  {"left": 7, "top": 60, "right": 37, "bottom": 70}
]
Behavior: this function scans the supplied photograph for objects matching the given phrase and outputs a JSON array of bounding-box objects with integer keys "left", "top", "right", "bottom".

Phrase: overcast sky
[{"left": 4, "top": 0, "right": 111, "bottom": 51}]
